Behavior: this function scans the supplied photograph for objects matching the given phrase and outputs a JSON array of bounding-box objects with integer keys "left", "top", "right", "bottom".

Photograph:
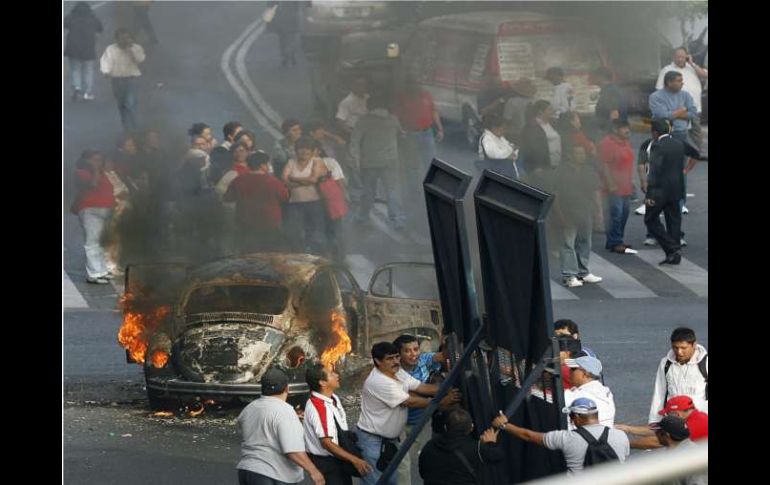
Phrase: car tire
[{"left": 147, "top": 386, "right": 182, "bottom": 412}]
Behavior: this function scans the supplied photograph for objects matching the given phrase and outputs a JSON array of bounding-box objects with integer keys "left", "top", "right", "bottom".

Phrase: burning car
[{"left": 118, "top": 253, "right": 443, "bottom": 409}]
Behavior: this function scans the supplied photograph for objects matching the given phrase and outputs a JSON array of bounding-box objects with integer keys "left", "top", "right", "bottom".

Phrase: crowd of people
[{"left": 235, "top": 321, "right": 707, "bottom": 485}]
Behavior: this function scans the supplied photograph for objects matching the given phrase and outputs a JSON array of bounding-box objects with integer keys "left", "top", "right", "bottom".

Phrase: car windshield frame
[{"left": 183, "top": 283, "right": 291, "bottom": 316}]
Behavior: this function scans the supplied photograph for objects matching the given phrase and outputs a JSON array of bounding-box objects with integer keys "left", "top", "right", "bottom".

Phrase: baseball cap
[
  {"left": 260, "top": 367, "right": 289, "bottom": 396},
  {"left": 658, "top": 395, "right": 695, "bottom": 416},
  {"left": 562, "top": 397, "right": 598, "bottom": 415},
  {"left": 565, "top": 356, "right": 603, "bottom": 376},
  {"left": 655, "top": 415, "right": 691, "bottom": 441}
]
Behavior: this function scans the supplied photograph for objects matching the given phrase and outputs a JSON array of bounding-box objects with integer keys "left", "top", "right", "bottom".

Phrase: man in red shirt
[
  {"left": 616, "top": 395, "right": 707, "bottom": 448},
  {"left": 224, "top": 151, "right": 290, "bottom": 254},
  {"left": 393, "top": 77, "right": 444, "bottom": 194},
  {"left": 597, "top": 120, "right": 637, "bottom": 255}
]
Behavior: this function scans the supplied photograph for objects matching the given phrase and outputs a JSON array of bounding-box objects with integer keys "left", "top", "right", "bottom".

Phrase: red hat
[{"left": 658, "top": 396, "right": 695, "bottom": 415}]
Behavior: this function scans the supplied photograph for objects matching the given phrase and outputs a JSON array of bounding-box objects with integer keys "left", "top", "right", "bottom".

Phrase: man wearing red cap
[{"left": 616, "top": 395, "right": 708, "bottom": 448}]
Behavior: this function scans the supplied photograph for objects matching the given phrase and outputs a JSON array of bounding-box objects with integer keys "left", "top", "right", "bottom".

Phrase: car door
[
  {"left": 363, "top": 262, "right": 443, "bottom": 352},
  {"left": 330, "top": 266, "right": 367, "bottom": 354}
]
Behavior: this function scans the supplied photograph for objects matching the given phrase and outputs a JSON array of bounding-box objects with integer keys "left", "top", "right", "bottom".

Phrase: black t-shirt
[{"left": 646, "top": 135, "right": 694, "bottom": 202}]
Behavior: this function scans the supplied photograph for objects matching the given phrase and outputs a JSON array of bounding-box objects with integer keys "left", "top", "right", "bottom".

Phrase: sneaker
[
  {"left": 680, "top": 238, "right": 687, "bottom": 246},
  {"left": 102, "top": 272, "right": 115, "bottom": 280},
  {"left": 681, "top": 206, "right": 689, "bottom": 214},
  {"left": 579, "top": 274, "right": 603, "bottom": 284},
  {"left": 644, "top": 237, "right": 658, "bottom": 246},
  {"left": 86, "top": 276, "right": 110, "bottom": 285},
  {"left": 83, "top": 92, "right": 95, "bottom": 101},
  {"left": 634, "top": 204, "right": 646, "bottom": 215},
  {"left": 623, "top": 247, "right": 639, "bottom": 254},
  {"left": 563, "top": 276, "right": 583, "bottom": 288}
]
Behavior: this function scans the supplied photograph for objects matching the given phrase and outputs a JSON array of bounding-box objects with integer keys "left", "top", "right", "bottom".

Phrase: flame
[
  {"left": 151, "top": 350, "right": 169, "bottom": 368},
  {"left": 152, "top": 411, "right": 174, "bottom": 418},
  {"left": 188, "top": 403, "right": 205, "bottom": 417},
  {"left": 203, "top": 400, "right": 216, "bottom": 405},
  {"left": 117, "top": 293, "right": 171, "bottom": 364},
  {"left": 320, "top": 310, "right": 352, "bottom": 369}
]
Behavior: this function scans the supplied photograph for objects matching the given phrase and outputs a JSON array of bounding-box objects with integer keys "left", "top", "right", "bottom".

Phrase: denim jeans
[
  {"left": 359, "top": 168, "right": 405, "bottom": 225},
  {"left": 78, "top": 207, "right": 113, "bottom": 279},
  {"left": 406, "top": 129, "right": 436, "bottom": 179},
  {"left": 560, "top": 220, "right": 592, "bottom": 277},
  {"left": 111, "top": 77, "right": 139, "bottom": 131},
  {"left": 604, "top": 194, "right": 630, "bottom": 249},
  {"left": 69, "top": 58, "right": 95, "bottom": 95},
  {"left": 354, "top": 427, "right": 398, "bottom": 485}
]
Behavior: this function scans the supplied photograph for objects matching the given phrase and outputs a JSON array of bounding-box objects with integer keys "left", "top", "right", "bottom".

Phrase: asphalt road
[{"left": 63, "top": 2, "right": 708, "bottom": 484}]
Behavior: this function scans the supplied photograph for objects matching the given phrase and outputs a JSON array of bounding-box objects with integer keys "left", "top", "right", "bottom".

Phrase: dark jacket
[
  {"left": 63, "top": 5, "right": 103, "bottom": 60},
  {"left": 521, "top": 121, "right": 551, "bottom": 172},
  {"left": 646, "top": 135, "right": 699, "bottom": 203},
  {"left": 419, "top": 432, "right": 504, "bottom": 485}
]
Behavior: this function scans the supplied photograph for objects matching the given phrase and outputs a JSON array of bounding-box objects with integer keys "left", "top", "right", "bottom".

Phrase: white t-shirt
[
  {"left": 357, "top": 367, "right": 421, "bottom": 439},
  {"left": 237, "top": 395, "right": 306, "bottom": 483},
  {"left": 336, "top": 93, "right": 369, "bottom": 131},
  {"left": 303, "top": 392, "right": 349, "bottom": 457},
  {"left": 564, "top": 380, "right": 616, "bottom": 430},
  {"left": 656, "top": 63, "right": 703, "bottom": 113},
  {"left": 100, "top": 43, "right": 145, "bottom": 78},
  {"left": 551, "top": 82, "right": 575, "bottom": 116},
  {"left": 323, "top": 157, "right": 345, "bottom": 181}
]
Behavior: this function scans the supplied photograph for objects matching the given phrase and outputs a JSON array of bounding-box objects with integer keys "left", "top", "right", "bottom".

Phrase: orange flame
[
  {"left": 152, "top": 411, "right": 174, "bottom": 418},
  {"left": 188, "top": 403, "right": 205, "bottom": 417},
  {"left": 151, "top": 350, "right": 169, "bottom": 368},
  {"left": 117, "top": 293, "right": 171, "bottom": 364},
  {"left": 320, "top": 310, "right": 352, "bottom": 369}
]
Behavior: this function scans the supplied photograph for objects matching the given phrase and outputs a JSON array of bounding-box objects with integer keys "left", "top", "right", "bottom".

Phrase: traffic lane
[
  {"left": 64, "top": 405, "right": 240, "bottom": 485},
  {"left": 553, "top": 297, "right": 708, "bottom": 424},
  {"left": 64, "top": 310, "right": 140, "bottom": 379}
]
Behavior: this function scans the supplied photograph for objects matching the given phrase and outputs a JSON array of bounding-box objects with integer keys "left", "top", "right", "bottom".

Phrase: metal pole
[
  {"left": 375, "top": 323, "right": 486, "bottom": 485},
  {"left": 502, "top": 346, "right": 554, "bottom": 418}
]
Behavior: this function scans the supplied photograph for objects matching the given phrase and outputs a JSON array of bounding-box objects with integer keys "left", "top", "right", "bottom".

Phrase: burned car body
[{"left": 120, "top": 253, "right": 443, "bottom": 409}]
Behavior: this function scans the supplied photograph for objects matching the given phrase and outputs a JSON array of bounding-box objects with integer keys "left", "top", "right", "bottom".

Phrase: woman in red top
[{"left": 71, "top": 150, "right": 116, "bottom": 284}]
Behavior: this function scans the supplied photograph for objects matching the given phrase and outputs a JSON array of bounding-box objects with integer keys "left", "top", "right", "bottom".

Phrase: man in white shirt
[
  {"left": 304, "top": 363, "right": 372, "bottom": 485},
  {"left": 355, "top": 342, "right": 460, "bottom": 485},
  {"left": 336, "top": 77, "right": 369, "bottom": 139},
  {"left": 655, "top": 47, "right": 708, "bottom": 151},
  {"left": 237, "top": 367, "right": 325, "bottom": 485},
  {"left": 564, "top": 356, "right": 616, "bottom": 429},
  {"left": 546, "top": 67, "right": 575, "bottom": 117},
  {"left": 100, "top": 29, "right": 145, "bottom": 131}
]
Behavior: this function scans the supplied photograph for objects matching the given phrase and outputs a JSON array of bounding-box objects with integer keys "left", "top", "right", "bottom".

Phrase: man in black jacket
[
  {"left": 419, "top": 408, "right": 504, "bottom": 485},
  {"left": 643, "top": 119, "right": 699, "bottom": 265}
]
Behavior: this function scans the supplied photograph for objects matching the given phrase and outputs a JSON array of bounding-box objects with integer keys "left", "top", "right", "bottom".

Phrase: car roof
[
  {"left": 419, "top": 11, "right": 555, "bottom": 35},
  {"left": 187, "top": 253, "right": 330, "bottom": 290}
]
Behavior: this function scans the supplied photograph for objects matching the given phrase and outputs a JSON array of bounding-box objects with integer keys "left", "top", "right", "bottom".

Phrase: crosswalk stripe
[
  {"left": 588, "top": 251, "right": 658, "bottom": 299},
  {"left": 634, "top": 250, "right": 708, "bottom": 297},
  {"left": 550, "top": 280, "right": 579, "bottom": 300},
  {"left": 62, "top": 269, "right": 88, "bottom": 309}
]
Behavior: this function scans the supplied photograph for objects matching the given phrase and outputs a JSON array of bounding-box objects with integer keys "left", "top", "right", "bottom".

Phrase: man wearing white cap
[
  {"left": 564, "top": 356, "right": 616, "bottom": 429},
  {"left": 493, "top": 397, "right": 629, "bottom": 474}
]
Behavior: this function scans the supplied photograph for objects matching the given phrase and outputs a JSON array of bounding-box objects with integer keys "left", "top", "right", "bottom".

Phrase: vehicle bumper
[{"left": 146, "top": 376, "right": 310, "bottom": 398}]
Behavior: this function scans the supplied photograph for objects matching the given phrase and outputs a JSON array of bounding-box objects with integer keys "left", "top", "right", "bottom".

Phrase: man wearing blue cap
[
  {"left": 493, "top": 397, "right": 629, "bottom": 474},
  {"left": 564, "top": 356, "right": 616, "bottom": 429}
]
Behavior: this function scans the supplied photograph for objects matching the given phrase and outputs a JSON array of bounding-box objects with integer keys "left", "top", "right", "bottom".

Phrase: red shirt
[
  {"left": 561, "top": 363, "right": 572, "bottom": 391},
  {"left": 597, "top": 134, "right": 634, "bottom": 196},
  {"left": 686, "top": 410, "right": 708, "bottom": 441},
  {"left": 224, "top": 172, "right": 289, "bottom": 229},
  {"left": 232, "top": 163, "right": 250, "bottom": 175},
  {"left": 72, "top": 169, "right": 115, "bottom": 213},
  {"left": 571, "top": 131, "right": 596, "bottom": 156},
  {"left": 393, "top": 90, "right": 435, "bottom": 131}
]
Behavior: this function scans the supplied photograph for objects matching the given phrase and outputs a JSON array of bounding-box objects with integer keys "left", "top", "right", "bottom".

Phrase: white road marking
[
  {"left": 635, "top": 250, "right": 708, "bottom": 297},
  {"left": 235, "top": 20, "right": 285, "bottom": 129},
  {"left": 62, "top": 269, "right": 88, "bottom": 309},
  {"left": 588, "top": 251, "right": 657, "bottom": 299}
]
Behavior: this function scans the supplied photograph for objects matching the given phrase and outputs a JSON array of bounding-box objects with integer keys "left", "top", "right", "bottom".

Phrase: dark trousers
[
  {"left": 277, "top": 31, "right": 297, "bottom": 64},
  {"left": 308, "top": 454, "right": 353, "bottom": 485},
  {"left": 237, "top": 469, "right": 295, "bottom": 485},
  {"left": 285, "top": 201, "right": 326, "bottom": 254},
  {"left": 604, "top": 194, "right": 630, "bottom": 249},
  {"left": 644, "top": 198, "right": 682, "bottom": 255},
  {"left": 111, "top": 77, "right": 139, "bottom": 131}
]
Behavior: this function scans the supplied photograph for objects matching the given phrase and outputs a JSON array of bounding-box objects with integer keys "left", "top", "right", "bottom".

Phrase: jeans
[
  {"left": 604, "top": 194, "right": 630, "bottom": 249},
  {"left": 78, "top": 207, "right": 112, "bottom": 279},
  {"left": 359, "top": 168, "right": 405, "bottom": 225},
  {"left": 111, "top": 77, "right": 139, "bottom": 131},
  {"left": 644, "top": 198, "right": 682, "bottom": 256},
  {"left": 69, "top": 58, "right": 95, "bottom": 95},
  {"left": 560, "top": 219, "right": 592, "bottom": 277},
  {"left": 354, "top": 427, "right": 398, "bottom": 485},
  {"left": 285, "top": 201, "right": 326, "bottom": 254},
  {"left": 405, "top": 129, "right": 437, "bottom": 179},
  {"left": 399, "top": 423, "right": 431, "bottom": 485}
]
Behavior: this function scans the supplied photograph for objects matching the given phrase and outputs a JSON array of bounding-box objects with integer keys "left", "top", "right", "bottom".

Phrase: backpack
[
  {"left": 574, "top": 426, "right": 619, "bottom": 468},
  {"left": 664, "top": 353, "right": 708, "bottom": 401}
]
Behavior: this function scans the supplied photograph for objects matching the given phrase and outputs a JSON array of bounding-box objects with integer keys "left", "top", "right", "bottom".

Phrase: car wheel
[{"left": 147, "top": 387, "right": 182, "bottom": 412}]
